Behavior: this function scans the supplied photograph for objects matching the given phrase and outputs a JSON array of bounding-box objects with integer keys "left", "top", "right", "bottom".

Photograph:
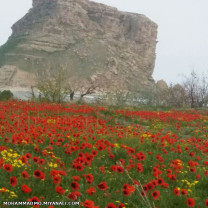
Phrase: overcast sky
[{"left": 0, "top": 0, "right": 208, "bottom": 84}]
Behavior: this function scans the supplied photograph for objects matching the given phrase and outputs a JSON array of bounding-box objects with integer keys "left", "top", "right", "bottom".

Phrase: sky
[{"left": 0, "top": 0, "right": 208, "bottom": 84}]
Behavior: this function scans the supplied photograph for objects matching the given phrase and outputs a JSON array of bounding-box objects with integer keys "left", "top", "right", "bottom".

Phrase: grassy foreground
[{"left": 0, "top": 101, "right": 208, "bottom": 208}]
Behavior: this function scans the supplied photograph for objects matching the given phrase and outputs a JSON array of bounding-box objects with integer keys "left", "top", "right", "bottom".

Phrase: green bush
[{"left": 0, "top": 90, "right": 13, "bottom": 101}]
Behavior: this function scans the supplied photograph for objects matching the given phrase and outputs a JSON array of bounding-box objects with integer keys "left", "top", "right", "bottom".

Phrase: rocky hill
[{"left": 0, "top": 0, "right": 158, "bottom": 91}]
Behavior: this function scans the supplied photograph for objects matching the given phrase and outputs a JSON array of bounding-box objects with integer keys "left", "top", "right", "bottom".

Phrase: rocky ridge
[{"left": 0, "top": 0, "right": 158, "bottom": 91}]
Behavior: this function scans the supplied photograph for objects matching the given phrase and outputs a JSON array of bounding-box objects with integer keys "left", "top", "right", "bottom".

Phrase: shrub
[{"left": 0, "top": 90, "right": 13, "bottom": 101}]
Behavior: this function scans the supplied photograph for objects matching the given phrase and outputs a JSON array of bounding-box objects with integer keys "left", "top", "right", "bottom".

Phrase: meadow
[{"left": 0, "top": 100, "right": 208, "bottom": 208}]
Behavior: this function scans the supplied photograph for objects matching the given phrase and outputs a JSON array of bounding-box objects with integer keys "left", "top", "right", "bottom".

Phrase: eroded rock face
[
  {"left": 0, "top": 65, "right": 36, "bottom": 88},
  {"left": 0, "top": 0, "right": 158, "bottom": 91},
  {"left": 156, "top": 80, "right": 169, "bottom": 90}
]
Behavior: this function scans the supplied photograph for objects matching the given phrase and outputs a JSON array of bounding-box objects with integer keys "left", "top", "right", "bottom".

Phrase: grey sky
[{"left": 0, "top": 0, "right": 208, "bottom": 84}]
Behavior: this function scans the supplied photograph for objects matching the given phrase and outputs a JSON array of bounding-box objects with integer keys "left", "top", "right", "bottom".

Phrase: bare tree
[
  {"left": 65, "top": 77, "right": 97, "bottom": 101},
  {"left": 80, "top": 85, "right": 96, "bottom": 99},
  {"left": 136, "top": 85, "right": 168, "bottom": 107},
  {"left": 182, "top": 70, "right": 208, "bottom": 108},
  {"left": 97, "top": 89, "right": 131, "bottom": 106},
  {"left": 165, "top": 83, "right": 188, "bottom": 107},
  {"left": 35, "top": 67, "right": 72, "bottom": 103},
  {"left": 196, "top": 75, "right": 208, "bottom": 107},
  {"left": 182, "top": 70, "right": 198, "bottom": 108}
]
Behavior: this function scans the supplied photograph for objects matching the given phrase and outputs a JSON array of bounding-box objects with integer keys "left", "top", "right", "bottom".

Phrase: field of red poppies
[{"left": 0, "top": 100, "right": 208, "bottom": 208}]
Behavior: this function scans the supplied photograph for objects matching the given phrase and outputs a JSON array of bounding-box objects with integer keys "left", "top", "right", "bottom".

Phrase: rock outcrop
[
  {"left": 0, "top": 0, "right": 158, "bottom": 91},
  {"left": 156, "top": 80, "right": 169, "bottom": 90}
]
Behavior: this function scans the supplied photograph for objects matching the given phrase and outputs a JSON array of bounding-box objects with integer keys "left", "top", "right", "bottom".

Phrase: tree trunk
[{"left": 70, "top": 92, "right": 74, "bottom": 101}]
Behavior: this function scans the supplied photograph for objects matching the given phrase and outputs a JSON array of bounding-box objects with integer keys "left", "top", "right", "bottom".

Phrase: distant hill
[{"left": 0, "top": 0, "right": 157, "bottom": 91}]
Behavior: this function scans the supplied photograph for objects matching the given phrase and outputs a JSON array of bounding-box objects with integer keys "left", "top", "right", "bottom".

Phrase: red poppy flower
[
  {"left": 152, "top": 179, "right": 158, "bottom": 186},
  {"left": 122, "top": 183, "right": 135, "bottom": 196},
  {"left": 58, "top": 170, "right": 66, "bottom": 176},
  {"left": 97, "top": 182, "right": 108, "bottom": 190},
  {"left": 137, "top": 163, "right": 143, "bottom": 173},
  {"left": 141, "top": 191, "right": 147, "bottom": 197},
  {"left": 99, "top": 166, "right": 105, "bottom": 174},
  {"left": 74, "top": 191, "right": 81, "bottom": 197},
  {"left": 22, "top": 170, "right": 30, "bottom": 179},
  {"left": 205, "top": 199, "right": 208, "bottom": 207},
  {"left": 68, "top": 192, "right": 77, "bottom": 200},
  {"left": 86, "top": 186, "right": 96, "bottom": 195},
  {"left": 109, "top": 154, "right": 115, "bottom": 159},
  {"left": 196, "top": 174, "right": 200, "bottom": 180},
  {"left": 106, "top": 202, "right": 117, "bottom": 208},
  {"left": 0, "top": 158, "right": 4, "bottom": 167},
  {"left": 71, "top": 181, "right": 79, "bottom": 190},
  {"left": 111, "top": 165, "right": 117, "bottom": 172},
  {"left": 118, "top": 203, "right": 125, "bottom": 208},
  {"left": 25, "top": 153, "right": 32, "bottom": 159},
  {"left": 4, "top": 137, "right": 9, "bottom": 143},
  {"left": 86, "top": 174, "right": 94, "bottom": 184},
  {"left": 122, "top": 189, "right": 131, "bottom": 196},
  {"left": 75, "top": 164, "right": 83, "bottom": 171},
  {"left": 136, "top": 152, "right": 145, "bottom": 161},
  {"left": 28, "top": 196, "right": 40, "bottom": 208},
  {"left": 72, "top": 176, "right": 80, "bottom": 181},
  {"left": 189, "top": 152, "right": 195, "bottom": 157},
  {"left": 55, "top": 186, "right": 65, "bottom": 194},
  {"left": 173, "top": 188, "right": 180, "bottom": 196},
  {"left": 50, "top": 170, "right": 58, "bottom": 177},
  {"left": 186, "top": 198, "right": 195, "bottom": 207},
  {"left": 181, "top": 189, "right": 187, "bottom": 196},
  {"left": 170, "top": 174, "right": 176, "bottom": 181},
  {"left": 162, "top": 183, "right": 169, "bottom": 188},
  {"left": 147, "top": 182, "right": 154, "bottom": 190},
  {"left": 53, "top": 175, "right": 61, "bottom": 184},
  {"left": 38, "top": 158, "right": 45, "bottom": 165},
  {"left": 158, "top": 178, "right": 164, "bottom": 185},
  {"left": 190, "top": 168, "right": 196, "bottom": 173},
  {"left": 82, "top": 199, "right": 97, "bottom": 208},
  {"left": 34, "top": 170, "right": 45, "bottom": 180},
  {"left": 21, "top": 184, "right": 32, "bottom": 193},
  {"left": 91, "top": 150, "right": 98, "bottom": 156},
  {"left": 3, "top": 164, "right": 13, "bottom": 172},
  {"left": 28, "top": 196, "right": 40, "bottom": 202},
  {"left": 10, "top": 176, "right": 17, "bottom": 187},
  {"left": 20, "top": 156, "right": 28, "bottom": 164},
  {"left": 34, "top": 146, "right": 39, "bottom": 152},
  {"left": 133, "top": 180, "right": 139, "bottom": 185},
  {"left": 117, "top": 166, "right": 124, "bottom": 172},
  {"left": 32, "top": 157, "right": 39, "bottom": 163},
  {"left": 151, "top": 190, "right": 160, "bottom": 200}
]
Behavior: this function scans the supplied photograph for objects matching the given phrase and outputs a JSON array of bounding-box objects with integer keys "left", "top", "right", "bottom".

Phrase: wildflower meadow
[{"left": 0, "top": 100, "right": 208, "bottom": 208}]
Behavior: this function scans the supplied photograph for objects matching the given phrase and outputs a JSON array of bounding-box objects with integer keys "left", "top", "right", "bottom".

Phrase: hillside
[{"left": 0, "top": 0, "right": 157, "bottom": 91}]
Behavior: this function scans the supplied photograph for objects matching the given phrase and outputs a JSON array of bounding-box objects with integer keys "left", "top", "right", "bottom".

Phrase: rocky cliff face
[{"left": 0, "top": 0, "right": 157, "bottom": 91}]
